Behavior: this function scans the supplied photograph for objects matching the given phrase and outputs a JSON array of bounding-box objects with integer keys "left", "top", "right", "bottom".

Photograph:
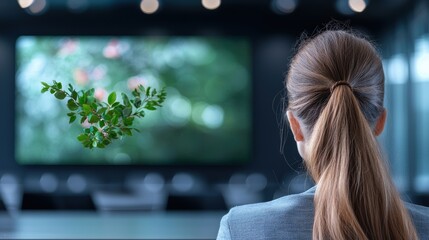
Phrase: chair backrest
[
  {"left": 0, "top": 197, "right": 6, "bottom": 211},
  {"left": 166, "top": 192, "right": 227, "bottom": 211},
  {"left": 21, "top": 193, "right": 96, "bottom": 211}
]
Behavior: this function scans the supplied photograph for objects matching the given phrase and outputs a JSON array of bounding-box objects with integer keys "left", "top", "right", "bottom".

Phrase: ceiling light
[
  {"left": 67, "top": 0, "right": 89, "bottom": 13},
  {"left": 202, "top": 0, "right": 221, "bottom": 10},
  {"left": 140, "top": 0, "right": 159, "bottom": 14},
  {"left": 272, "top": 0, "right": 297, "bottom": 14},
  {"left": 18, "top": 0, "right": 34, "bottom": 8},
  {"left": 348, "top": 0, "right": 366, "bottom": 13},
  {"left": 27, "top": 0, "right": 47, "bottom": 15}
]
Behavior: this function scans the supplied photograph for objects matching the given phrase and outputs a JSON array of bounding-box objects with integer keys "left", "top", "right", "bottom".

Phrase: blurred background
[{"left": 0, "top": 0, "right": 428, "bottom": 238}]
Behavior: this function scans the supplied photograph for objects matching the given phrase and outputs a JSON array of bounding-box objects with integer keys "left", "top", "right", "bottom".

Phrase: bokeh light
[
  {"left": 67, "top": 0, "right": 89, "bottom": 13},
  {"left": 272, "top": 0, "right": 297, "bottom": 14},
  {"left": 202, "top": 0, "right": 221, "bottom": 10},
  {"left": 27, "top": 0, "right": 48, "bottom": 15},
  {"left": 348, "top": 0, "right": 366, "bottom": 13},
  {"left": 17, "top": 0, "right": 34, "bottom": 8},
  {"left": 140, "top": 0, "right": 159, "bottom": 14}
]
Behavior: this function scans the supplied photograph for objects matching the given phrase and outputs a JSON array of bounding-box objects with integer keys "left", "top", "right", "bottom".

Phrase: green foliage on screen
[
  {"left": 16, "top": 36, "right": 251, "bottom": 164},
  {"left": 41, "top": 80, "right": 166, "bottom": 149}
]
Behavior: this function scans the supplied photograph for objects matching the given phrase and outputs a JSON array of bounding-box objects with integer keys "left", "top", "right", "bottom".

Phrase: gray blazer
[{"left": 217, "top": 186, "right": 429, "bottom": 239}]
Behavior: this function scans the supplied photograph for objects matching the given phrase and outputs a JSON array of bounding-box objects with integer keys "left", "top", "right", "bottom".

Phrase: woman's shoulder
[
  {"left": 405, "top": 202, "right": 429, "bottom": 223},
  {"left": 403, "top": 201, "right": 429, "bottom": 236},
  {"left": 228, "top": 186, "right": 315, "bottom": 218},
  {"left": 404, "top": 201, "right": 429, "bottom": 216},
  {"left": 217, "top": 187, "right": 315, "bottom": 240},
  {"left": 404, "top": 201, "right": 429, "bottom": 223}
]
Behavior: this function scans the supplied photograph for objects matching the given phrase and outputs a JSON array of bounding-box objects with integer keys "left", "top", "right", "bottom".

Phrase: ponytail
[
  {"left": 307, "top": 84, "right": 418, "bottom": 240},
  {"left": 286, "top": 29, "right": 419, "bottom": 239}
]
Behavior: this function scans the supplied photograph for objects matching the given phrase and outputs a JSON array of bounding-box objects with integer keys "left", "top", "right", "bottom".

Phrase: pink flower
[
  {"left": 81, "top": 118, "right": 92, "bottom": 129},
  {"left": 103, "top": 40, "right": 121, "bottom": 59},
  {"left": 58, "top": 39, "right": 78, "bottom": 56},
  {"left": 127, "top": 76, "right": 146, "bottom": 91},
  {"left": 94, "top": 88, "right": 107, "bottom": 102},
  {"left": 91, "top": 65, "right": 107, "bottom": 81},
  {"left": 74, "top": 68, "right": 89, "bottom": 86}
]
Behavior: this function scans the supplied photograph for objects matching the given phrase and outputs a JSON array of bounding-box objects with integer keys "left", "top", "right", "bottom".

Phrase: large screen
[{"left": 16, "top": 36, "right": 251, "bottom": 165}]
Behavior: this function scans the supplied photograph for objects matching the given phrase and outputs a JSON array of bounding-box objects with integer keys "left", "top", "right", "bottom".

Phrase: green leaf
[
  {"left": 41, "top": 82, "right": 49, "bottom": 88},
  {"left": 124, "top": 117, "right": 134, "bottom": 126},
  {"left": 112, "top": 115, "right": 119, "bottom": 125},
  {"left": 97, "top": 107, "right": 107, "bottom": 115},
  {"left": 78, "top": 94, "right": 87, "bottom": 105},
  {"left": 89, "top": 115, "right": 100, "bottom": 123},
  {"left": 69, "top": 115, "right": 77, "bottom": 124},
  {"left": 95, "top": 131, "right": 103, "bottom": 141},
  {"left": 67, "top": 99, "right": 79, "bottom": 111},
  {"left": 137, "top": 111, "right": 145, "bottom": 117},
  {"left": 145, "top": 87, "right": 151, "bottom": 96},
  {"left": 82, "top": 104, "right": 91, "bottom": 114},
  {"left": 54, "top": 91, "right": 66, "bottom": 100},
  {"left": 109, "top": 131, "right": 118, "bottom": 139},
  {"left": 87, "top": 88, "right": 95, "bottom": 96},
  {"left": 71, "top": 90, "right": 78, "bottom": 100},
  {"left": 133, "top": 97, "right": 142, "bottom": 108},
  {"left": 84, "top": 141, "right": 91, "bottom": 148},
  {"left": 41, "top": 87, "right": 49, "bottom": 93},
  {"left": 132, "top": 89, "right": 140, "bottom": 97},
  {"left": 145, "top": 105, "right": 156, "bottom": 111},
  {"left": 87, "top": 96, "right": 95, "bottom": 104},
  {"left": 108, "top": 92, "right": 116, "bottom": 105},
  {"left": 80, "top": 116, "right": 87, "bottom": 124},
  {"left": 122, "top": 107, "right": 132, "bottom": 117},
  {"left": 123, "top": 128, "right": 132, "bottom": 136},
  {"left": 121, "top": 93, "right": 130, "bottom": 107},
  {"left": 104, "top": 111, "right": 113, "bottom": 121},
  {"left": 77, "top": 134, "right": 89, "bottom": 142}
]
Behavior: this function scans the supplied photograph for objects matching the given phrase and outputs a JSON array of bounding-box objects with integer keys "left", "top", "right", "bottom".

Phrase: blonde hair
[{"left": 286, "top": 30, "right": 418, "bottom": 240}]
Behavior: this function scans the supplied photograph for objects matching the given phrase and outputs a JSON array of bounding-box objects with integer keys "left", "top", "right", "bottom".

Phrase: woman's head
[
  {"left": 287, "top": 30, "right": 384, "bottom": 126},
  {"left": 286, "top": 30, "right": 386, "bottom": 162},
  {"left": 285, "top": 29, "right": 418, "bottom": 240}
]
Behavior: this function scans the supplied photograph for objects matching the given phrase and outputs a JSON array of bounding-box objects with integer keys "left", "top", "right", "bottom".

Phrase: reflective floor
[{"left": 0, "top": 211, "right": 225, "bottom": 239}]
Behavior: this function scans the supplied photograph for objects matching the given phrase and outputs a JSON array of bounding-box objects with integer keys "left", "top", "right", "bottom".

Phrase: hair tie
[{"left": 330, "top": 81, "right": 352, "bottom": 93}]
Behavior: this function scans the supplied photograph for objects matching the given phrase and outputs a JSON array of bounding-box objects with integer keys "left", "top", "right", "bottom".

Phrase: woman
[{"left": 217, "top": 29, "right": 429, "bottom": 239}]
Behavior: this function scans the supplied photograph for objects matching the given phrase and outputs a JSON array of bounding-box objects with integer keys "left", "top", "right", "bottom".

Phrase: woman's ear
[
  {"left": 286, "top": 111, "right": 304, "bottom": 141},
  {"left": 374, "top": 108, "right": 387, "bottom": 136}
]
